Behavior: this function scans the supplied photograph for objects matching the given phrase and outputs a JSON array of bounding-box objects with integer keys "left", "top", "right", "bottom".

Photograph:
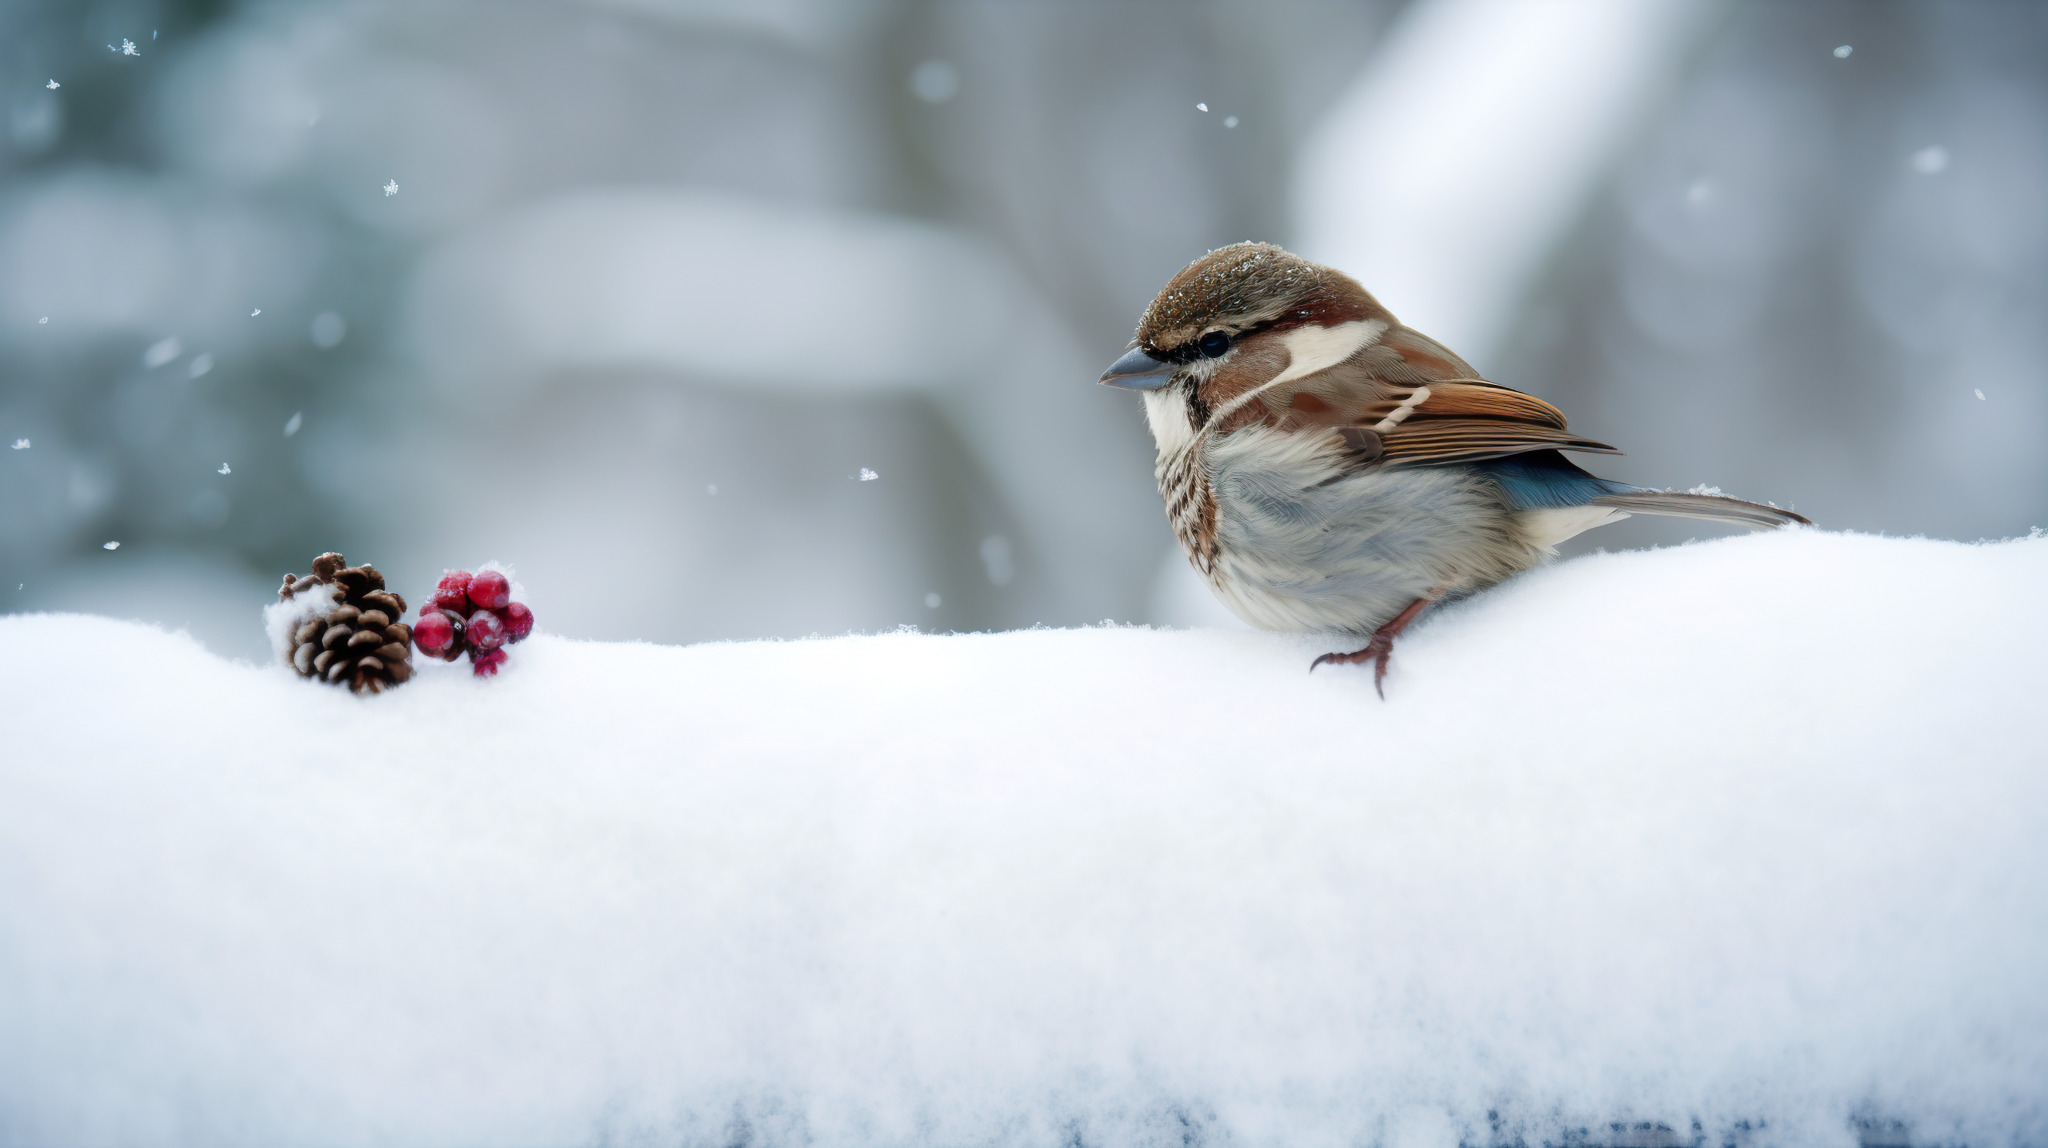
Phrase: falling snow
[
  {"left": 38, "top": 317, "right": 48, "bottom": 324},
  {"left": 1195, "top": 102, "right": 1208, "bottom": 112},
  {"left": 143, "top": 337, "right": 181, "bottom": 368},
  {"left": 188, "top": 353, "right": 214, "bottom": 378},
  {"left": 217, "top": 463, "right": 232, "bottom": 475},
  {"left": 283, "top": 412, "right": 303, "bottom": 437},
  {"left": 923, "top": 592, "right": 942, "bottom": 609},
  {"left": 979, "top": 534, "right": 1015, "bottom": 587},
  {"left": 116, "top": 39, "right": 139, "bottom": 56},
  {"left": 102, "top": 541, "right": 119, "bottom": 550},
  {"left": 251, "top": 308, "right": 262, "bottom": 317},
  {"left": 706, "top": 484, "right": 718, "bottom": 495},
  {"left": 46, "top": 79, "right": 59, "bottom": 90},
  {"left": 1913, "top": 146, "right": 1949, "bottom": 175},
  {"left": 1976, "top": 389, "right": 1987, "bottom": 401},
  {"left": 10, "top": 439, "right": 28, "bottom": 451},
  {"left": 1833, "top": 44, "right": 1853, "bottom": 58},
  {"left": 1223, "top": 116, "right": 1239, "bottom": 128},
  {"left": 310, "top": 312, "right": 346, "bottom": 348},
  {"left": 384, "top": 179, "right": 400, "bottom": 197},
  {"left": 858, "top": 468, "right": 878, "bottom": 482},
  {"left": 909, "top": 60, "right": 959, "bottom": 104}
]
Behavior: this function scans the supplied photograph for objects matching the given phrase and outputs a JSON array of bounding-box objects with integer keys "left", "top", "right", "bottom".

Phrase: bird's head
[{"left": 1098, "top": 242, "right": 1392, "bottom": 393}]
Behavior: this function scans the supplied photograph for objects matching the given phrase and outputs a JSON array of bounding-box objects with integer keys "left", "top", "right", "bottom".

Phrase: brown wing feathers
[
  {"left": 1352, "top": 380, "right": 1567, "bottom": 429},
  {"left": 1357, "top": 379, "right": 1621, "bottom": 467},
  {"left": 1219, "top": 323, "right": 1619, "bottom": 468}
]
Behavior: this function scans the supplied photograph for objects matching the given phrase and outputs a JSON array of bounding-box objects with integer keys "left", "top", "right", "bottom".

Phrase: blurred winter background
[{"left": 2, "top": 0, "right": 2043, "bottom": 661}]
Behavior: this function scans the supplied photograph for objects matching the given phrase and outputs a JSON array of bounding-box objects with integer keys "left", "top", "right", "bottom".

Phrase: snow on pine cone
[{"left": 265, "top": 552, "right": 415, "bottom": 693}]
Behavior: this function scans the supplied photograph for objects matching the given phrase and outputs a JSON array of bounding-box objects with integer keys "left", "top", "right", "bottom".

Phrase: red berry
[
  {"left": 471, "top": 647, "right": 508, "bottom": 677},
  {"left": 427, "top": 589, "right": 469, "bottom": 616},
  {"left": 437, "top": 569, "right": 473, "bottom": 596},
  {"left": 465, "top": 607, "right": 507, "bottom": 651},
  {"left": 502, "top": 600, "right": 533, "bottom": 642},
  {"left": 414, "top": 611, "right": 456, "bottom": 655},
  {"left": 438, "top": 614, "right": 466, "bottom": 659},
  {"left": 468, "top": 570, "right": 511, "bottom": 611}
]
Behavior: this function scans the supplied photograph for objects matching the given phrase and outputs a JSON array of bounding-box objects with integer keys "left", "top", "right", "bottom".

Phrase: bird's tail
[{"left": 1590, "top": 490, "right": 1812, "bottom": 530}]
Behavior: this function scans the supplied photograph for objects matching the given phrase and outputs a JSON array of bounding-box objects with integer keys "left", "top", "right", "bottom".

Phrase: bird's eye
[{"left": 1198, "top": 331, "right": 1232, "bottom": 358}]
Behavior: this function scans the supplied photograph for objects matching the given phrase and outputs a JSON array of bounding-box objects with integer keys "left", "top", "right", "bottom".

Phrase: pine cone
[{"left": 274, "top": 552, "right": 415, "bottom": 694}]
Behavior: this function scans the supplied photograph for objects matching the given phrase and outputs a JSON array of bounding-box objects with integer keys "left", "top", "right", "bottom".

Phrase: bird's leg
[{"left": 1309, "top": 588, "right": 1445, "bottom": 699}]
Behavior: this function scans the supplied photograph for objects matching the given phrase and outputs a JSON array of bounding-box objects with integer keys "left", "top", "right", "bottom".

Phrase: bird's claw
[
  {"left": 1307, "top": 591, "right": 1442, "bottom": 699},
  {"left": 1309, "top": 637, "right": 1396, "bottom": 699}
]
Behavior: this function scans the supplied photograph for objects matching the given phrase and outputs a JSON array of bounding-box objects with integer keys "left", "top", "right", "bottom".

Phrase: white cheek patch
[
  {"left": 1265, "top": 319, "right": 1386, "bottom": 389},
  {"left": 1206, "top": 319, "right": 1387, "bottom": 428}
]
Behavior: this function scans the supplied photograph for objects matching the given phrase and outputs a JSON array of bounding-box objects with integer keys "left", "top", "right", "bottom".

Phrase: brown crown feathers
[{"left": 1135, "top": 242, "right": 1391, "bottom": 356}]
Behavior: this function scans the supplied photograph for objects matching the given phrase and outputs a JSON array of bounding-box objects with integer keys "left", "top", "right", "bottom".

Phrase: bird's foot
[
  {"left": 1307, "top": 590, "right": 1444, "bottom": 699},
  {"left": 1310, "top": 635, "right": 1397, "bottom": 697}
]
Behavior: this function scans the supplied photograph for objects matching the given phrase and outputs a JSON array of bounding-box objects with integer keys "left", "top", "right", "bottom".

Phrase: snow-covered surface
[{"left": 2, "top": 530, "right": 2045, "bottom": 1148}]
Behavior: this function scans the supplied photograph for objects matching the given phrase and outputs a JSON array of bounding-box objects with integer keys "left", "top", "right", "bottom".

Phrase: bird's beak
[{"left": 1098, "top": 345, "right": 1177, "bottom": 390}]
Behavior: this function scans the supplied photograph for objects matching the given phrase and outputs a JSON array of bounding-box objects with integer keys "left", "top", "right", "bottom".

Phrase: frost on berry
[
  {"left": 465, "top": 608, "right": 507, "bottom": 651},
  {"left": 502, "top": 600, "right": 534, "bottom": 642},
  {"left": 468, "top": 570, "right": 511, "bottom": 611},
  {"left": 426, "top": 588, "right": 470, "bottom": 617},
  {"left": 415, "top": 565, "right": 525, "bottom": 675},
  {"left": 415, "top": 611, "right": 456, "bottom": 656}
]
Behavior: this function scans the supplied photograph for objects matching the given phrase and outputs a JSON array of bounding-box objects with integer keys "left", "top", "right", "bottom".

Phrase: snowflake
[
  {"left": 384, "top": 179, "right": 399, "bottom": 197},
  {"left": 1195, "top": 102, "right": 1208, "bottom": 112},
  {"left": 283, "top": 412, "right": 303, "bottom": 437},
  {"left": 103, "top": 541, "right": 120, "bottom": 550},
  {"left": 858, "top": 467, "right": 879, "bottom": 482},
  {"left": 114, "top": 39, "right": 139, "bottom": 56},
  {"left": 10, "top": 439, "right": 28, "bottom": 450},
  {"left": 250, "top": 308, "right": 262, "bottom": 317},
  {"left": 1975, "top": 389, "right": 1987, "bottom": 401},
  {"left": 37, "top": 317, "right": 48, "bottom": 324},
  {"left": 1833, "top": 45, "right": 1853, "bottom": 58},
  {"left": 218, "top": 462, "right": 232, "bottom": 475},
  {"left": 46, "top": 79, "right": 59, "bottom": 90}
]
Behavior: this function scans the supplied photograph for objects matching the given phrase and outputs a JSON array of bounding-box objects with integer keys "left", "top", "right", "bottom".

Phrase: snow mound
[{"left": 2, "top": 530, "right": 2044, "bottom": 1148}]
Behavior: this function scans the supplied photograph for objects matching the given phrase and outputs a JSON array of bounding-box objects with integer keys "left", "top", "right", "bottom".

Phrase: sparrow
[{"left": 1100, "top": 242, "right": 1810, "bottom": 695}]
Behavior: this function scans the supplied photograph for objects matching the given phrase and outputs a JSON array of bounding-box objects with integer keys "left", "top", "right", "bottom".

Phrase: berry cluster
[{"left": 414, "top": 568, "right": 534, "bottom": 677}]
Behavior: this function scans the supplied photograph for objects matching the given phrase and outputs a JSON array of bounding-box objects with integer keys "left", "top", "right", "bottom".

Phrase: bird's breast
[
  {"left": 1173, "top": 425, "right": 1540, "bottom": 633},
  {"left": 1157, "top": 445, "right": 1218, "bottom": 575}
]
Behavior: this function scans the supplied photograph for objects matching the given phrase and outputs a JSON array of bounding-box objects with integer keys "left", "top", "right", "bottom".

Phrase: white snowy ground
[{"left": 2, "top": 529, "right": 2045, "bottom": 1148}]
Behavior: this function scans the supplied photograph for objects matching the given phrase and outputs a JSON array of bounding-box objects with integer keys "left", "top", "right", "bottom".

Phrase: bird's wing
[
  {"left": 1243, "top": 324, "right": 1620, "bottom": 466},
  {"left": 1361, "top": 380, "right": 1623, "bottom": 467}
]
